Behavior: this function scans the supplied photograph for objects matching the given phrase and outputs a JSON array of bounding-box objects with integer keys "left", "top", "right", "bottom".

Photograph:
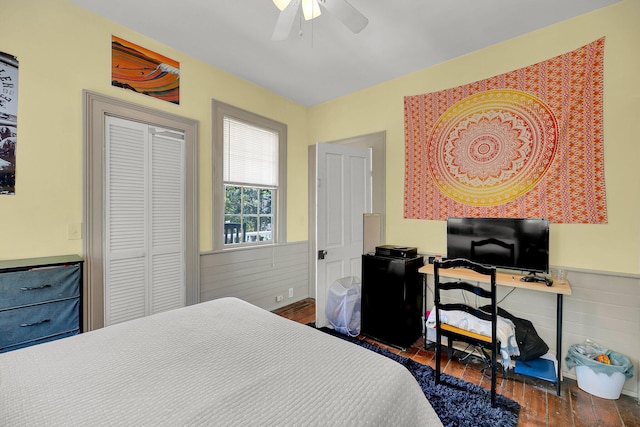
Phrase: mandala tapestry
[{"left": 404, "top": 38, "right": 606, "bottom": 223}]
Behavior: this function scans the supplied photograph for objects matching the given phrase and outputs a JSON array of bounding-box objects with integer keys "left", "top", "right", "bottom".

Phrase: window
[{"left": 212, "top": 101, "right": 286, "bottom": 249}]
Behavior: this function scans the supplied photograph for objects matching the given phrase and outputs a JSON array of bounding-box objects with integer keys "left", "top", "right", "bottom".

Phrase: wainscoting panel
[
  {"left": 200, "top": 241, "right": 310, "bottom": 311},
  {"left": 560, "top": 269, "right": 639, "bottom": 398}
]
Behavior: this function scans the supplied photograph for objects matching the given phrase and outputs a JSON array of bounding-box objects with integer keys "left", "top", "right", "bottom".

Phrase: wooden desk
[{"left": 419, "top": 263, "right": 571, "bottom": 395}]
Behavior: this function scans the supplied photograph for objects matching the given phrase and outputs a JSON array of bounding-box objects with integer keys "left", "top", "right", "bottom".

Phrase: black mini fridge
[{"left": 361, "top": 253, "right": 423, "bottom": 348}]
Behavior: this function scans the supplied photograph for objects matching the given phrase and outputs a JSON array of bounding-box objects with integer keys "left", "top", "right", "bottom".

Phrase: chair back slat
[
  {"left": 438, "top": 303, "right": 494, "bottom": 323},
  {"left": 437, "top": 280, "right": 494, "bottom": 299}
]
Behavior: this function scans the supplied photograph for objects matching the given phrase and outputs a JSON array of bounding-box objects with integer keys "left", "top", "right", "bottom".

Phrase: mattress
[{"left": 0, "top": 297, "right": 441, "bottom": 426}]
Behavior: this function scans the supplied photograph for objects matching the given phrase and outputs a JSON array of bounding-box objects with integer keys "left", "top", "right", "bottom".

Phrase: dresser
[{"left": 0, "top": 255, "right": 83, "bottom": 353}]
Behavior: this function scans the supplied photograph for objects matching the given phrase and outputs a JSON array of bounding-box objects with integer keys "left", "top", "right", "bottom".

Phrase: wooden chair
[{"left": 433, "top": 258, "right": 499, "bottom": 407}]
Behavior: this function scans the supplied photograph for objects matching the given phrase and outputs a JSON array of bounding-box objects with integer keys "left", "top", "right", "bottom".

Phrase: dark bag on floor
[{"left": 481, "top": 305, "right": 549, "bottom": 361}]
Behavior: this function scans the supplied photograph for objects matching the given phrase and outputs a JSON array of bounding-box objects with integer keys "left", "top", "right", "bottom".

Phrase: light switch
[{"left": 67, "top": 223, "right": 82, "bottom": 240}]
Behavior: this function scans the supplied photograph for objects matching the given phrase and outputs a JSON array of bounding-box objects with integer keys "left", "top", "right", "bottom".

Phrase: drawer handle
[
  {"left": 20, "top": 318, "right": 51, "bottom": 327},
  {"left": 20, "top": 284, "right": 52, "bottom": 291}
]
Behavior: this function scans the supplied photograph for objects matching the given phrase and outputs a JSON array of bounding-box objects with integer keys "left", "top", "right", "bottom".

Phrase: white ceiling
[{"left": 68, "top": 0, "right": 618, "bottom": 106}]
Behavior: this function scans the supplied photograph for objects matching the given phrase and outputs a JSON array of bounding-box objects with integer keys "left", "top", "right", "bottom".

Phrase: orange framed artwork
[{"left": 111, "top": 35, "right": 180, "bottom": 105}]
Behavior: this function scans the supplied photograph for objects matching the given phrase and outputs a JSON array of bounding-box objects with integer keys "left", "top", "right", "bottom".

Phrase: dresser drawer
[
  {"left": 0, "top": 330, "right": 79, "bottom": 353},
  {"left": 0, "top": 264, "right": 80, "bottom": 310},
  {"left": 0, "top": 298, "right": 80, "bottom": 349}
]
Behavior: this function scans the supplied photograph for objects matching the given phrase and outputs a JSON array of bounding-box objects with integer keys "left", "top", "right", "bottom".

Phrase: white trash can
[
  {"left": 575, "top": 365, "right": 627, "bottom": 399},
  {"left": 566, "top": 342, "right": 634, "bottom": 400}
]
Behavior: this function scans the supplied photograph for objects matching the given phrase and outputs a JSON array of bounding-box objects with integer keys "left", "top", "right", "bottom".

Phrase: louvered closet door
[
  {"left": 104, "top": 116, "right": 185, "bottom": 326},
  {"left": 149, "top": 127, "right": 185, "bottom": 314}
]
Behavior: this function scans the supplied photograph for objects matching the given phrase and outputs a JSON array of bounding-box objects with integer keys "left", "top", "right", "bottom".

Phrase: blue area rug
[{"left": 314, "top": 325, "right": 520, "bottom": 427}]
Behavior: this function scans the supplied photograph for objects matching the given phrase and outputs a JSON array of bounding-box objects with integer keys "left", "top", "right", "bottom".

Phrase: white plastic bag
[{"left": 325, "top": 277, "right": 361, "bottom": 337}]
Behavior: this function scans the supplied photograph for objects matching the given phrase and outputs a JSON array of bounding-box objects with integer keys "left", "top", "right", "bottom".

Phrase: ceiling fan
[{"left": 271, "top": 0, "right": 369, "bottom": 41}]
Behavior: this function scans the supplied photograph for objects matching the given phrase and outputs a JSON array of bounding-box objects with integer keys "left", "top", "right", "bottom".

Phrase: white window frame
[{"left": 212, "top": 100, "right": 287, "bottom": 250}]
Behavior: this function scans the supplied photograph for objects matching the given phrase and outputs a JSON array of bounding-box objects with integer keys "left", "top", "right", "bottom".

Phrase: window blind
[{"left": 223, "top": 117, "right": 278, "bottom": 186}]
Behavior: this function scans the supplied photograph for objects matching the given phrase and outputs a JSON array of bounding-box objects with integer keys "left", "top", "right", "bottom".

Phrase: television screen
[{"left": 446, "top": 217, "right": 550, "bottom": 273}]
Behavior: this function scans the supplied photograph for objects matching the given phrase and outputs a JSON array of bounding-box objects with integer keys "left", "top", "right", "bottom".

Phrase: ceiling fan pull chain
[
  {"left": 299, "top": 10, "right": 303, "bottom": 37},
  {"left": 311, "top": 7, "right": 315, "bottom": 47}
]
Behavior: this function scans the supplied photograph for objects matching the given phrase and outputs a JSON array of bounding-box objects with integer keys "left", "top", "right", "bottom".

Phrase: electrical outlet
[
  {"left": 288, "top": 288, "right": 294, "bottom": 298},
  {"left": 276, "top": 295, "right": 284, "bottom": 302}
]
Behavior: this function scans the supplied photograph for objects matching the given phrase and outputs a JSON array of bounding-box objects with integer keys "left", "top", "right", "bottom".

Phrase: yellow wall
[
  {"left": 1, "top": 0, "right": 309, "bottom": 258},
  {"left": 309, "top": 0, "right": 640, "bottom": 274},
  {"left": 3, "top": 0, "right": 639, "bottom": 275}
]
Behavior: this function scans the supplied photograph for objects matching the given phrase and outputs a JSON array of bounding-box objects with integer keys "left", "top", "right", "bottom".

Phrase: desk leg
[
  {"left": 556, "top": 294, "right": 563, "bottom": 396},
  {"left": 422, "top": 273, "right": 427, "bottom": 350}
]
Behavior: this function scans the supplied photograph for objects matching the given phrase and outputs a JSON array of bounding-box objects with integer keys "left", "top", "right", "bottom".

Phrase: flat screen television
[{"left": 446, "top": 217, "right": 550, "bottom": 274}]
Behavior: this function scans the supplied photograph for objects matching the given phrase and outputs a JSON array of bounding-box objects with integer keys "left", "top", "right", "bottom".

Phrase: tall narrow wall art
[
  {"left": 404, "top": 38, "right": 606, "bottom": 223},
  {"left": 0, "top": 52, "right": 18, "bottom": 195}
]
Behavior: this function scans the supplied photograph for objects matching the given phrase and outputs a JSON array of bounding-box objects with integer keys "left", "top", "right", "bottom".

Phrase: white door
[
  {"left": 104, "top": 116, "right": 185, "bottom": 326},
  {"left": 314, "top": 142, "right": 372, "bottom": 328}
]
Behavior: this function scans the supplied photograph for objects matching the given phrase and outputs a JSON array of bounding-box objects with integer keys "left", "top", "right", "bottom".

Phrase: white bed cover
[{"left": 1, "top": 297, "right": 441, "bottom": 426}]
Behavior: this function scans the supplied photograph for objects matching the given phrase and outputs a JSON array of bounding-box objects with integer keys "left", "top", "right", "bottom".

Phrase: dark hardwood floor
[{"left": 274, "top": 299, "right": 640, "bottom": 427}]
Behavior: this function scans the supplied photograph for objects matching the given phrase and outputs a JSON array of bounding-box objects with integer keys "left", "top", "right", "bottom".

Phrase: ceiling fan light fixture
[
  {"left": 272, "top": 0, "right": 292, "bottom": 11},
  {"left": 271, "top": 0, "right": 367, "bottom": 41},
  {"left": 302, "top": 0, "right": 321, "bottom": 20}
]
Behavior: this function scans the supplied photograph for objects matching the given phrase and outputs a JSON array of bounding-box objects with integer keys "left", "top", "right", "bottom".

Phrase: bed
[{"left": 0, "top": 297, "right": 441, "bottom": 426}]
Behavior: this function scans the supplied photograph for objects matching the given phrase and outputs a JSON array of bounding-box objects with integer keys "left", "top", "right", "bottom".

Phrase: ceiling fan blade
[
  {"left": 318, "top": 0, "right": 368, "bottom": 33},
  {"left": 271, "top": 0, "right": 300, "bottom": 41}
]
